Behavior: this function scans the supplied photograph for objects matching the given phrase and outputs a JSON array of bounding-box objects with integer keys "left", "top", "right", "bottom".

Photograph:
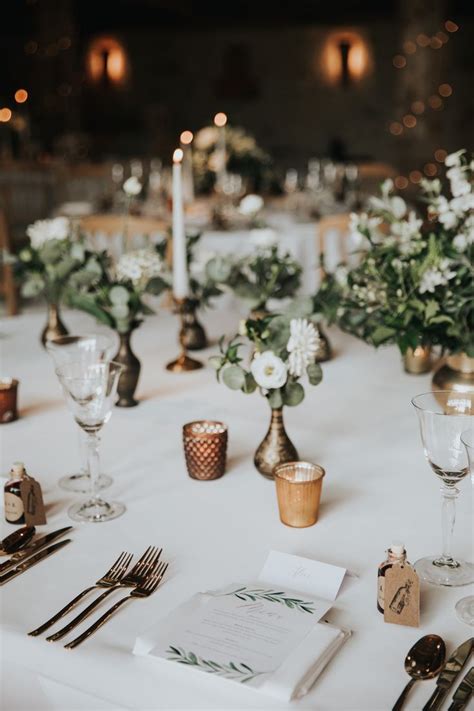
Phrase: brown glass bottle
[
  {"left": 4, "top": 462, "right": 27, "bottom": 525},
  {"left": 377, "top": 542, "right": 407, "bottom": 613}
]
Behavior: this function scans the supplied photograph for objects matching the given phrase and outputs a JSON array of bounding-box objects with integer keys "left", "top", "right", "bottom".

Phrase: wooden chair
[
  {"left": 79, "top": 214, "right": 170, "bottom": 261},
  {"left": 0, "top": 208, "right": 19, "bottom": 316},
  {"left": 316, "top": 213, "right": 351, "bottom": 278}
]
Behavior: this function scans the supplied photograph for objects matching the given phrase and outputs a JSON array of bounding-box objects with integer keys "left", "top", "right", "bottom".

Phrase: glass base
[
  {"left": 415, "top": 556, "right": 474, "bottom": 587},
  {"left": 58, "top": 472, "right": 113, "bottom": 493},
  {"left": 455, "top": 595, "right": 474, "bottom": 626},
  {"left": 68, "top": 497, "right": 125, "bottom": 523}
]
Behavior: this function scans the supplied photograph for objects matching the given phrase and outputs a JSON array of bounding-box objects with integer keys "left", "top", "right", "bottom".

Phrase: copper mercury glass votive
[
  {"left": 182, "top": 420, "right": 228, "bottom": 480},
  {"left": 0, "top": 378, "right": 19, "bottom": 424},
  {"left": 274, "top": 461, "right": 325, "bottom": 527}
]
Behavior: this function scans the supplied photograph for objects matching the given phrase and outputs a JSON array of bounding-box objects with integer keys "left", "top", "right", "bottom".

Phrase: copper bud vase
[
  {"left": 403, "top": 345, "right": 432, "bottom": 374},
  {"left": 114, "top": 330, "right": 141, "bottom": 407},
  {"left": 179, "top": 300, "right": 208, "bottom": 351},
  {"left": 254, "top": 407, "right": 298, "bottom": 479},
  {"left": 41, "top": 303, "right": 68, "bottom": 347},
  {"left": 315, "top": 323, "right": 332, "bottom": 362}
]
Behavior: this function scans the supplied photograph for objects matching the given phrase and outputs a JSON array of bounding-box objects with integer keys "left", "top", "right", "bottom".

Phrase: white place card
[
  {"left": 258, "top": 550, "right": 346, "bottom": 601},
  {"left": 134, "top": 552, "right": 351, "bottom": 701}
]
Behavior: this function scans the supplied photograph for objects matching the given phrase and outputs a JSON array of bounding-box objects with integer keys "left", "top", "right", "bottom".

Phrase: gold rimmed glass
[{"left": 412, "top": 391, "right": 473, "bottom": 587}]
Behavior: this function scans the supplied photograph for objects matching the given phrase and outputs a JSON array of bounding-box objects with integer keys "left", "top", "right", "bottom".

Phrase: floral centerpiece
[
  {"left": 238, "top": 194, "right": 265, "bottom": 228},
  {"left": 210, "top": 303, "right": 323, "bottom": 477},
  {"left": 316, "top": 149, "right": 473, "bottom": 380},
  {"left": 206, "top": 230, "right": 302, "bottom": 317},
  {"left": 193, "top": 125, "right": 273, "bottom": 194},
  {"left": 67, "top": 245, "right": 168, "bottom": 406},
  {"left": 17, "top": 217, "right": 89, "bottom": 345}
]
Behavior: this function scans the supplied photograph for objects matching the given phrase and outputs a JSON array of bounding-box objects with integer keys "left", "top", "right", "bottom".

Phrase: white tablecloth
[{"left": 1, "top": 307, "right": 472, "bottom": 711}]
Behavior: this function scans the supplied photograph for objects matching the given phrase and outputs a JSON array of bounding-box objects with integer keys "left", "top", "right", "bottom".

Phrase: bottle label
[
  {"left": 377, "top": 575, "right": 385, "bottom": 610},
  {"left": 4, "top": 492, "right": 24, "bottom": 522}
]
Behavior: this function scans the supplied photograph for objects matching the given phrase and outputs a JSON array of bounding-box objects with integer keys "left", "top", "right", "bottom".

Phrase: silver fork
[
  {"left": 65, "top": 560, "right": 168, "bottom": 649},
  {"left": 46, "top": 546, "right": 161, "bottom": 642},
  {"left": 28, "top": 551, "right": 133, "bottom": 637}
]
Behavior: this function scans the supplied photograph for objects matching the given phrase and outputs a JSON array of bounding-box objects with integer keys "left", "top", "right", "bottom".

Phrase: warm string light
[
  {"left": 388, "top": 19, "right": 458, "bottom": 136},
  {"left": 393, "top": 148, "right": 448, "bottom": 189}
]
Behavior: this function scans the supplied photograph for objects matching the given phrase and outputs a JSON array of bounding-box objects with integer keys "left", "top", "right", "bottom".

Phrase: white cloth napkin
[{"left": 260, "top": 621, "right": 350, "bottom": 701}]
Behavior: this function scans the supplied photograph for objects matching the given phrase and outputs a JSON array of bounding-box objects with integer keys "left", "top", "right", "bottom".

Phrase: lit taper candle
[
  {"left": 213, "top": 111, "right": 227, "bottom": 189},
  {"left": 180, "top": 130, "right": 195, "bottom": 204},
  {"left": 172, "top": 148, "right": 189, "bottom": 299}
]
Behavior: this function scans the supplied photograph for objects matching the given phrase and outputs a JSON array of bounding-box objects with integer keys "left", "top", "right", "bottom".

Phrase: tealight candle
[{"left": 0, "top": 378, "right": 19, "bottom": 424}]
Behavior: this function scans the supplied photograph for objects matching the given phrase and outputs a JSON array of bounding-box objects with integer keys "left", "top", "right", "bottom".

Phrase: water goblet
[
  {"left": 47, "top": 334, "right": 115, "bottom": 493},
  {"left": 56, "top": 361, "right": 125, "bottom": 523},
  {"left": 412, "top": 391, "right": 474, "bottom": 587},
  {"left": 455, "top": 428, "right": 474, "bottom": 624}
]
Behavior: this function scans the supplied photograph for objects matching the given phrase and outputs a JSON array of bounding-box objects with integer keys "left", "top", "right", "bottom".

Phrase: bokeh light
[
  {"left": 411, "top": 100, "right": 425, "bottom": 115},
  {"left": 394, "top": 176, "right": 409, "bottom": 189},
  {"left": 409, "top": 170, "right": 422, "bottom": 184},
  {"left": 213, "top": 112, "right": 227, "bottom": 127},
  {"left": 424, "top": 163, "right": 438, "bottom": 176},
  {"left": 403, "top": 41, "right": 417, "bottom": 54},
  {"left": 389, "top": 122, "right": 403, "bottom": 136},
  {"left": 430, "top": 36, "right": 443, "bottom": 49},
  {"left": 0, "top": 108, "right": 12, "bottom": 122},
  {"left": 434, "top": 148, "right": 447, "bottom": 162},
  {"left": 438, "top": 83, "right": 452, "bottom": 97},
  {"left": 14, "top": 89, "right": 28, "bottom": 103},
  {"left": 403, "top": 114, "right": 417, "bottom": 128},
  {"left": 445, "top": 20, "right": 459, "bottom": 33},
  {"left": 416, "top": 34, "right": 430, "bottom": 47},
  {"left": 392, "top": 55, "right": 406, "bottom": 69},
  {"left": 428, "top": 95, "right": 443, "bottom": 110},
  {"left": 180, "top": 130, "right": 193, "bottom": 145}
]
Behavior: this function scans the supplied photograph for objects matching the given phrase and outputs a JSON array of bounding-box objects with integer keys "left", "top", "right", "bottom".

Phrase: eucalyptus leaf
[
  {"left": 208, "top": 355, "right": 223, "bottom": 370},
  {"left": 283, "top": 381, "right": 305, "bottom": 406},
  {"left": 307, "top": 362, "right": 323, "bottom": 386},
  {"left": 267, "top": 388, "right": 283, "bottom": 409},
  {"left": 222, "top": 364, "right": 246, "bottom": 390},
  {"left": 242, "top": 372, "right": 257, "bottom": 394},
  {"left": 371, "top": 325, "right": 397, "bottom": 345},
  {"left": 109, "top": 285, "right": 130, "bottom": 305}
]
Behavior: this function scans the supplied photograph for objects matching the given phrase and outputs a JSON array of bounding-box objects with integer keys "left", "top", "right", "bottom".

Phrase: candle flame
[
  {"left": 173, "top": 148, "right": 184, "bottom": 163},
  {"left": 214, "top": 112, "right": 227, "bottom": 127},
  {"left": 180, "top": 130, "right": 193, "bottom": 145}
]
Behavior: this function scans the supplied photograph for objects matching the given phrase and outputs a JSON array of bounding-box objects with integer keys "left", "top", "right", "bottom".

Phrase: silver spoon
[
  {"left": 0, "top": 526, "right": 36, "bottom": 556},
  {"left": 392, "top": 634, "right": 446, "bottom": 711}
]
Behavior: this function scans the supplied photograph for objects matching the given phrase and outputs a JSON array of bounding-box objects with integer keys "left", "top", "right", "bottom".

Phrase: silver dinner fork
[
  {"left": 28, "top": 551, "right": 133, "bottom": 637},
  {"left": 46, "top": 546, "right": 162, "bottom": 642},
  {"left": 65, "top": 559, "right": 168, "bottom": 649}
]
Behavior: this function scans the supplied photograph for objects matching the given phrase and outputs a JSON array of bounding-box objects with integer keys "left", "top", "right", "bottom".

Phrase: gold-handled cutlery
[
  {"left": 0, "top": 539, "right": 71, "bottom": 585},
  {"left": 448, "top": 666, "right": 474, "bottom": 711},
  {"left": 392, "top": 635, "right": 446, "bottom": 711},
  {"left": 423, "top": 638, "right": 474, "bottom": 711},
  {"left": 28, "top": 550, "right": 133, "bottom": 637},
  {"left": 0, "top": 526, "right": 72, "bottom": 576},
  {"left": 64, "top": 559, "right": 168, "bottom": 649},
  {"left": 45, "top": 546, "right": 162, "bottom": 642},
  {"left": 0, "top": 526, "right": 36, "bottom": 556}
]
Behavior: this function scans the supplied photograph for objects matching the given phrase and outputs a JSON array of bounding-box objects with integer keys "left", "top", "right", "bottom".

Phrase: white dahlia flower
[{"left": 286, "top": 318, "right": 320, "bottom": 377}]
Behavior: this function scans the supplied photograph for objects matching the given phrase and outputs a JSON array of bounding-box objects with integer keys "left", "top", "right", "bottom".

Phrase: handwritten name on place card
[{"left": 258, "top": 551, "right": 346, "bottom": 601}]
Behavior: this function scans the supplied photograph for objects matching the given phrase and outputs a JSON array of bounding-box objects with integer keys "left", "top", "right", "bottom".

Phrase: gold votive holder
[
  {"left": 183, "top": 420, "right": 228, "bottom": 480},
  {"left": 274, "top": 461, "right": 325, "bottom": 528},
  {"left": 403, "top": 345, "right": 432, "bottom": 374},
  {"left": 0, "top": 378, "right": 19, "bottom": 424}
]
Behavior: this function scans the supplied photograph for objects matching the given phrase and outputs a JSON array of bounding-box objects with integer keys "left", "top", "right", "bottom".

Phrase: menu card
[{"left": 134, "top": 551, "right": 350, "bottom": 701}]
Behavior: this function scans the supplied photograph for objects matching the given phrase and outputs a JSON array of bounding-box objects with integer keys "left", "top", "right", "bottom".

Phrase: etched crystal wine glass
[
  {"left": 412, "top": 391, "right": 474, "bottom": 586},
  {"left": 455, "top": 429, "right": 474, "bottom": 623},
  {"left": 47, "top": 334, "right": 115, "bottom": 493},
  {"left": 56, "top": 361, "right": 125, "bottom": 523}
]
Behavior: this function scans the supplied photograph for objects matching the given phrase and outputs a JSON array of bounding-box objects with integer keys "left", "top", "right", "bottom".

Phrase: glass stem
[
  {"left": 78, "top": 429, "right": 87, "bottom": 476},
  {"left": 440, "top": 485, "right": 459, "bottom": 565},
  {"left": 86, "top": 432, "right": 101, "bottom": 502}
]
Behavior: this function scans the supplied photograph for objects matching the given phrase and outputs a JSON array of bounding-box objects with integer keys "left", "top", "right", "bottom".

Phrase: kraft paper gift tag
[
  {"left": 384, "top": 563, "right": 420, "bottom": 628},
  {"left": 20, "top": 477, "right": 46, "bottom": 526}
]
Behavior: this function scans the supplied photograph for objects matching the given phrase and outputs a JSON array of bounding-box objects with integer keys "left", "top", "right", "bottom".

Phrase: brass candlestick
[{"left": 166, "top": 298, "right": 204, "bottom": 372}]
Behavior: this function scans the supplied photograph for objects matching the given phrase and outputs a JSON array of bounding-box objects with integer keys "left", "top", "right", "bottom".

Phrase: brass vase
[
  {"left": 40, "top": 302, "right": 68, "bottom": 347},
  {"left": 315, "top": 323, "right": 332, "bottom": 362},
  {"left": 403, "top": 345, "right": 432, "bottom": 374},
  {"left": 432, "top": 353, "right": 474, "bottom": 398},
  {"left": 179, "top": 299, "right": 208, "bottom": 351},
  {"left": 254, "top": 407, "right": 298, "bottom": 479},
  {"left": 114, "top": 330, "right": 141, "bottom": 407}
]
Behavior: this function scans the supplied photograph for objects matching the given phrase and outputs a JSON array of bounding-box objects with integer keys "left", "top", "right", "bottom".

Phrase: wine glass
[
  {"left": 455, "top": 428, "right": 474, "bottom": 624},
  {"left": 412, "top": 391, "right": 474, "bottom": 586},
  {"left": 47, "top": 335, "right": 115, "bottom": 493},
  {"left": 56, "top": 361, "right": 125, "bottom": 523}
]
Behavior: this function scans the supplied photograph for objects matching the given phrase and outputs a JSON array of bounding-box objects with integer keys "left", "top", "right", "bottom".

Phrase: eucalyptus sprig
[
  {"left": 166, "top": 647, "right": 264, "bottom": 683},
  {"left": 224, "top": 587, "right": 315, "bottom": 614}
]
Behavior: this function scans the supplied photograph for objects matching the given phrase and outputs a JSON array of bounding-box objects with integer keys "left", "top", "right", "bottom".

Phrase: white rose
[
  {"left": 445, "top": 149, "right": 466, "bottom": 167},
  {"left": 390, "top": 196, "right": 407, "bottom": 219},
  {"left": 123, "top": 176, "right": 142, "bottom": 196},
  {"left": 239, "top": 194, "right": 264, "bottom": 216},
  {"left": 249, "top": 228, "right": 277, "bottom": 249},
  {"left": 250, "top": 351, "right": 287, "bottom": 389},
  {"left": 26, "top": 217, "right": 70, "bottom": 249}
]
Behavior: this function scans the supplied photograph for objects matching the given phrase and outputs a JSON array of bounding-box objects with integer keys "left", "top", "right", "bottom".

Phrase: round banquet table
[{"left": 0, "top": 307, "right": 472, "bottom": 711}]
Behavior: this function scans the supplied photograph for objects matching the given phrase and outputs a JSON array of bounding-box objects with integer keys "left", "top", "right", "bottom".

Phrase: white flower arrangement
[
  {"left": 123, "top": 176, "right": 142, "bottom": 197},
  {"left": 116, "top": 249, "right": 165, "bottom": 291},
  {"left": 286, "top": 318, "right": 320, "bottom": 377},
  {"left": 239, "top": 194, "right": 264, "bottom": 216},
  {"left": 26, "top": 217, "right": 70, "bottom": 249},
  {"left": 250, "top": 351, "right": 288, "bottom": 389}
]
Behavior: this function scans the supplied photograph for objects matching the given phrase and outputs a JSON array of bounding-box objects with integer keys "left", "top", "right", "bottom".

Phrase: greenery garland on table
[{"left": 314, "top": 149, "right": 474, "bottom": 356}]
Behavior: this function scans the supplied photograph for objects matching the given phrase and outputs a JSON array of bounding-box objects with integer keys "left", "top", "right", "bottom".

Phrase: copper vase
[
  {"left": 179, "top": 299, "right": 208, "bottom": 351},
  {"left": 315, "top": 323, "right": 332, "bottom": 362},
  {"left": 432, "top": 353, "right": 474, "bottom": 398},
  {"left": 114, "top": 330, "right": 141, "bottom": 407},
  {"left": 254, "top": 407, "right": 298, "bottom": 479},
  {"left": 40, "top": 302, "right": 68, "bottom": 347}
]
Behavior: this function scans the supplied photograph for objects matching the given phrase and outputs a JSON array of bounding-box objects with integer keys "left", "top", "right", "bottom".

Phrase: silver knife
[
  {"left": 0, "top": 539, "right": 71, "bottom": 585},
  {"left": 448, "top": 667, "right": 474, "bottom": 711},
  {"left": 423, "top": 638, "right": 474, "bottom": 711},
  {"left": 0, "top": 526, "right": 73, "bottom": 575}
]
